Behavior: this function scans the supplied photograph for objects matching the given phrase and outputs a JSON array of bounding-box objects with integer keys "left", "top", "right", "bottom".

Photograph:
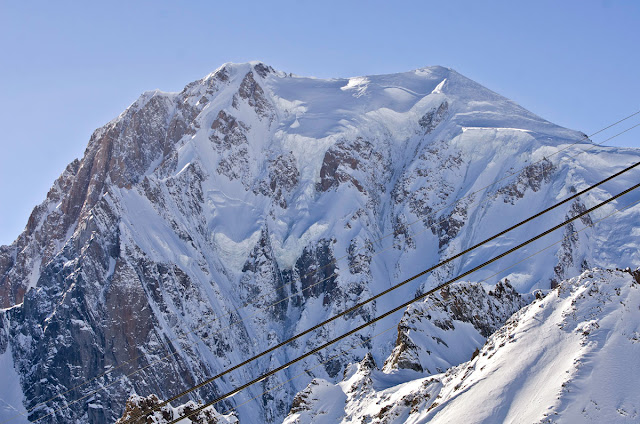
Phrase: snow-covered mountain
[
  {"left": 0, "top": 61, "right": 639, "bottom": 423},
  {"left": 284, "top": 268, "right": 640, "bottom": 424}
]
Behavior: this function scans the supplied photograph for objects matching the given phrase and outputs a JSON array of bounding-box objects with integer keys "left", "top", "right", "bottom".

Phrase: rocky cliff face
[{"left": 1, "top": 62, "right": 639, "bottom": 423}]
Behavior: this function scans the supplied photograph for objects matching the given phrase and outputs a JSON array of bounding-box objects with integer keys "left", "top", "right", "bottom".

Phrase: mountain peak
[{"left": 1, "top": 60, "right": 639, "bottom": 424}]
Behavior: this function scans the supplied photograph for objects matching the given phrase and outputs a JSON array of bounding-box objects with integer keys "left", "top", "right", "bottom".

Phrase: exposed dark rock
[
  {"left": 232, "top": 71, "right": 273, "bottom": 120},
  {"left": 289, "top": 379, "right": 321, "bottom": 415},
  {"left": 1, "top": 63, "right": 631, "bottom": 424},
  {"left": 497, "top": 158, "right": 554, "bottom": 204},
  {"left": 384, "top": 280, "right": 527, "bottom": 373},
  {"left": 419, "top": 101, "right": 449, "bottom": 134},
  {"left": 392, "top": 213, "right": 416, "bottom": 250},
  {"left": 362, "top": 352, "right": 376, "bottom": 370},
  {"left": 267, "top": 152, "right": 300, "bottom": 208},
  {"left": 209, "top": 110, "right": 249, "bottom": 151},
  {"left": 217, "top": 146, "right": 251, "bottom": 184},
  {"left": 388, "top": 328, "right": 424, "bottom": 372},
  {"left": 551, "top": 201, "right": 592, "bottom": 289},
  {"left": 390, "top": 139, "right": 465, "bottom": 251},
  {"left": 253, "top": 62, "right": 275, "bottom": 79},
  {"left": 241, "top": 229, "right": 288, "bottom": 321},
  {"left": 0, "top": 313, "right": 8, "bottom": 355},
  {"left": 295, "top": 239, "right": 338, "bottom": 305},
  {"left": 347, "top": 239, "right": 373, "bottom": 275},
  {"left": 317, "top": 137, "right": 387, "bottom": 195}
]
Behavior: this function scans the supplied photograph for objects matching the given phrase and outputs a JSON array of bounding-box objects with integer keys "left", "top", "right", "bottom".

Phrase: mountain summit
[{"left": 0, "top": 62, "right": 639, "bottom": 423}]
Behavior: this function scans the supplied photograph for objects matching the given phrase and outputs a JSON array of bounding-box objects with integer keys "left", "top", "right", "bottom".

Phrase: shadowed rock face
[
  {"left": 0, "top": 62, "right": 637, "bottom": 424},
  {"left": 0, "top": 160, "right": 78, "bottom": 307},
  {"left": 4, "top": 194, "right": 218, "bottom": 423},
  {"left": 0, "top": 68, "right": 232, "bottom": 423},
  {"left": 0, "top": 91, "right": 177, "bottom": 308},
  {"left": 0, "top": 65, "right": 221, "bottom": 309},
  {"left": 295, "top": 239, "right": 338, "bottom": 304},
  {"left": 210, "top": 110, "right": 249, "bottom": 151}
]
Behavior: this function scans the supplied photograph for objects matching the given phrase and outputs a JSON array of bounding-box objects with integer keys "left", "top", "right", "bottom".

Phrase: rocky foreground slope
[
  {"left": 284, "top": 268, "right": 640, "bottom": 424},
  {"left": 1, "top": 62, "right": 639, "bottom": 423}
]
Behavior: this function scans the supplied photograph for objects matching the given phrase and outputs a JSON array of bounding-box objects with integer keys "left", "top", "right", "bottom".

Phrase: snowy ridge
[
  {"left": 284, "top": 268, "right": 640, "bottom": 424},
  {"left": 0, "top": 62, "right": 638, "bottom": 423}
]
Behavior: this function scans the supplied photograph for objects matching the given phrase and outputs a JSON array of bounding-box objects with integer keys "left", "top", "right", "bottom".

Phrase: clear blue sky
[{"left": 1, "top": 0, "right": 639, "bottom": 245}]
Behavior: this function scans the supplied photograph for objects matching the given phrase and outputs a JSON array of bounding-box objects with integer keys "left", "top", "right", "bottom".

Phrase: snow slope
[{"left": 284, "top": 268, "right": 640, "bottom": 423}]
